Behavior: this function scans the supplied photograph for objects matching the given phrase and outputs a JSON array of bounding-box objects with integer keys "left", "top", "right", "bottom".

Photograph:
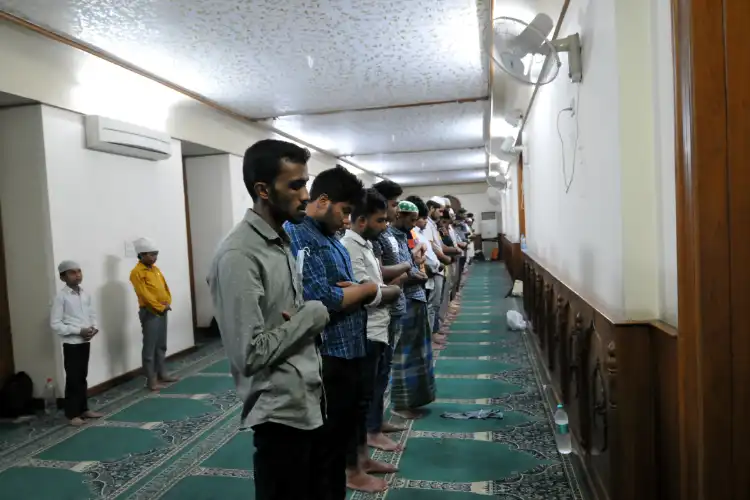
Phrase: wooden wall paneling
[
  {"left": 725, "top": 0, "right": 750, "bottom": 496},
  {"left": 652, "top": 323, "right": 680, "bottom": 500},
  {"left": 611, "top": 324, "right": 656, "bottom": 499},
  {"left": 554, "top": 293, "right": 570, "bottom": 390},
  {"left": 672, "top": 0, "right": 733, "bottom": 496},
  {"left": 545, "top": 283, "right": 556, "bottom": 370}
]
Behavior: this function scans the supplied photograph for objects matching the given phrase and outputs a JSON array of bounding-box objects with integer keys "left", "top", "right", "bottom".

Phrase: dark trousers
[
  {"left": 366, "top": 340, "right": 391, "bottom": 433},
  {"left": 253, "top": 422, "right": 328, "bottom": 500},
  {"left": 63, "top": 342, "right": 90, "bottom": 419},
  {"left": 346, "top": 340, "right": 385, "bottom": 464},
  {"left": 457, "top": 256, "right": 467, "bottom": 288},
  {"left": 320, "top": 355, "right": 364, "bottom": 496}
]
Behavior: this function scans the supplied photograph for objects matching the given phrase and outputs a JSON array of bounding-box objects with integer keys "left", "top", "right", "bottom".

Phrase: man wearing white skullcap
[
  {"left": 129, "top": 237, "right": 178, "bottom": 390},
  {"left": 50, "top": 260, "right": 103, "bottom": 426}
]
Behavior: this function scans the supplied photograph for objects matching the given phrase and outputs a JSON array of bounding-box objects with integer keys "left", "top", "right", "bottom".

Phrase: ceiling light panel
[
  {"left": 266, "top": 101, "right": 487, "bottom": 156},
  {"left": 0, "top": 0, "right": 490, "bottom": 117}
]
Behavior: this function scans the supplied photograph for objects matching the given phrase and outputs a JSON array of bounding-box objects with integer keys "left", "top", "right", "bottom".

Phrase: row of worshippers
[
  {"left": 209, "top": 139, "right": 475, "bottom": 500},
  {"left": 50, "top": 237, "right": 177, "bottom": 426}
]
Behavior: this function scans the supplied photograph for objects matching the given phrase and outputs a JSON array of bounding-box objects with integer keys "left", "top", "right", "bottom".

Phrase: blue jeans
[{"left": 366, "top": 318, "right": 401, "bottom": 433}]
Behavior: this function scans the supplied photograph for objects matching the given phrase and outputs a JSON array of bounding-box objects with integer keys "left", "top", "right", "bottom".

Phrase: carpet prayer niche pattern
[{"left": 0, "top": 262, "right": 583, "bottom": 499}]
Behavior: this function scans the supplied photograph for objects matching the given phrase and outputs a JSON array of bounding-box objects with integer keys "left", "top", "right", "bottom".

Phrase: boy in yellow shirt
[{"left": 129, "top": 237, "right": 178, "bottom": 391}]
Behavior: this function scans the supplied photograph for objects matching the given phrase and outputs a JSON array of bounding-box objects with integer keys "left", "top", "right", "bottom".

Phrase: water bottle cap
[
  {"left": 46, "top": 378, "right": 52, "bottom": 382},
  {"left": 557, "top": 404, "right": 563, "bottom": 409}
]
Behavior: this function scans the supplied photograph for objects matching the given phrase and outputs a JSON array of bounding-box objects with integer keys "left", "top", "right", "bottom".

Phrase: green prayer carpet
[{"left": 0, "top": 262, "right": 582, "bottom": 499}]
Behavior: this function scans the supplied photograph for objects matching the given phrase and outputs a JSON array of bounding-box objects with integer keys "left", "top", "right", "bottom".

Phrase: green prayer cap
[{"left": 397, "top": 200, "right": 418, "bottom": 213}]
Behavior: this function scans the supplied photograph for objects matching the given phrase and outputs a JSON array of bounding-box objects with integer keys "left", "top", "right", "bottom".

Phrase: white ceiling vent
[{"left": 85, "top": 115, "right": 172, "bottom": 161}]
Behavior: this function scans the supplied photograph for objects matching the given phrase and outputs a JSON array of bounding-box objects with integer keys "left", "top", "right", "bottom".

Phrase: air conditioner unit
[
  {"left": 480, "top": 211, "right": 499, "bottom": 239},
  {"left": 85, "top": 115, "right": 172, "bottom": 161}
]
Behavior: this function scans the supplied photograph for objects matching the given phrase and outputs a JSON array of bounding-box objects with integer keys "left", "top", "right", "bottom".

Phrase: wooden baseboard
[
  {"left": 87, "top": 344, "right": 200, "bottom": 397},
  {"left": 521, "top": 251, "right": 679, "bottom": 500}
]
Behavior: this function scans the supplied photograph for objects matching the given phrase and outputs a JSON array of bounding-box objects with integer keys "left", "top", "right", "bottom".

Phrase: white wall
[
  {"left": 185, "top": 154, "right": 250, "bottom": 328},
  {"left": 0, "top": 106, "right": 59, "bottom": 396},
  {"left": 522, "top": 0, "right": 675, "bottom": 322},
  {"left": 651, "top": 0, "right": 678, "bottom": 326},
  {"left": 524, "top": 0, "right": 625, "bottom": 315}
]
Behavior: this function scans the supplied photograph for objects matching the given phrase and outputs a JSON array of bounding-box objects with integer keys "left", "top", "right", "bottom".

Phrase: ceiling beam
[
  {"left": 344, "top": 145, "right": 486, "bottom": 157},
  {"left": 258, "top": 96, "right": 489, "bottom": 120},
  {"left": 349, "top": 146, "right": 485, "bottom": 159},
  {"left": 388, "top": 167, "right": 485, "bottom": 178}
]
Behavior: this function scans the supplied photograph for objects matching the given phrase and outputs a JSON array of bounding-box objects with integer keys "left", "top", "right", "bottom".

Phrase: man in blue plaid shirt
[{"left": 285, "top": 166, "right": 380, "bottom": 498}]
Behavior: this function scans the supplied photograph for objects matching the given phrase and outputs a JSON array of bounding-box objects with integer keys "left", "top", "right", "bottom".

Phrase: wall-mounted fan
[{"left": 492, "top": 13, "right": 582, "bottom": 85}]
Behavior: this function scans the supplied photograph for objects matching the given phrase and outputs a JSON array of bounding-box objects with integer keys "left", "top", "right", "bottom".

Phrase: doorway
[{"left": 0, "top": 205, "right": 14, "bottom": 383}]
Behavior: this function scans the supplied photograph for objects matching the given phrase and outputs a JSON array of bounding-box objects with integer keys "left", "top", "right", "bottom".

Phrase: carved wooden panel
[
  {"left": 554, "top": 295, "right": 569, "bottom": 376},
  {"left": 545, "top": 284, "right": 556, "bottom": 370}
]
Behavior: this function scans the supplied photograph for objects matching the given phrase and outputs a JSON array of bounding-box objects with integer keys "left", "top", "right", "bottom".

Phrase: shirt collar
[
  {"left": 244, "top": 209, "right": 289, "bottom": 244},
  {"left": 62, "top": 285, "right": 84, "bottom": 295},
  {"left": 343, "top": 229, "right": 371, "bottom": 249}
]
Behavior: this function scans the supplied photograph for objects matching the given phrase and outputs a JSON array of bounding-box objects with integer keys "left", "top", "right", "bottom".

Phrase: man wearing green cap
[{"left": 387, "top": 200, "right": 436, "bottom": 419}]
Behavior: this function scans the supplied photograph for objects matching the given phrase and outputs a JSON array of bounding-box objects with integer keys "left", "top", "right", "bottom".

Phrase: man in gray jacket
[{"left": 208, "top": 139, "right": 330, "bottom": 500}]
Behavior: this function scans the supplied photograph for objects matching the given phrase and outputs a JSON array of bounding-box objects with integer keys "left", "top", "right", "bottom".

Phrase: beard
[{"left": 269, "top": 187, "right": 306, "bottom": 224}]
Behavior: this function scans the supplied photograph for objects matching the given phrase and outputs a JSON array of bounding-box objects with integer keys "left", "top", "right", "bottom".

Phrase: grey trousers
[
  {"left": 138, "top": 308, "right": 168, "bottom": 380},
  {"left": 427, "top": 275, "right": 445, "bottom": 333}
]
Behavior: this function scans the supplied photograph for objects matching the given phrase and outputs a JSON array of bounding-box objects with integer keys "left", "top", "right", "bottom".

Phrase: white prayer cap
[
  {"left": 448, "top": 208, "right": 455, "bottom": 218},
  {"left": 428, "top": 196, "right": 445, "bottom": 206},
  {"left": 133, "top": 237, "right": 159, "bottom": 254},
  {"left": 57, "top": 260, "right": 81, "bottom": 274}
]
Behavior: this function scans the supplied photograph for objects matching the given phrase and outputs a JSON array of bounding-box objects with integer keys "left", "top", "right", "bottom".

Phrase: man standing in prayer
[
  {"left": 388, "top": 200, "right": 435, "bottom": 419},
  {"left": 425, "top": 196, "right": 457, "bottom": 341},
  {"left": 285, "top": 166, "right": 385, "bottom": 498},
  {"left": 340, "top": 188, "right": 403, "bottom": 492},
  {"left": 50, "top": 260, "right": 103, "bottom": 426},
  {"left": 370, "top": 180, "right": 414, "bottom": 442},
  {"left": 129, "top": 237, "right": 178, "bottom": 391},
  {"left": 209, "top": 139, "right": 331, "bottom": 500}
]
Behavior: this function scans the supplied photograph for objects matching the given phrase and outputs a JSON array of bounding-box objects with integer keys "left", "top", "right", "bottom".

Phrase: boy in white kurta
[{"left": 50, "top": 260, "right": 103, "bottom": 426}]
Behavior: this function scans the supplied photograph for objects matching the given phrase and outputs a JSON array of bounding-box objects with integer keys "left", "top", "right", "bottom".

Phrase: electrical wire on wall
[{"left": 556, "top": 83, "right": 581, "bottom": 193}]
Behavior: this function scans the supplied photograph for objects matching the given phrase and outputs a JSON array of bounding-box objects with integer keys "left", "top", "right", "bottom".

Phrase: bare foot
[
  {"left": 158, "top": 375, "right": 179, "bottom": 383},
  {"left": 346, "top": 470, "right": 388, "bottom": 492},
  {"left": 148, "top": 382, "right": 167, "bottom": 391},
  {"left": 82, "top": 411, "right": 103, "bottom": 419},
  {"left": 367, "top": 432, "right": 403, "bottom": 451},
  {"left": 69, "top": 417, "right": 85, "bottom": 427},
  {"left": 432, "top": 333, "right": 448, "bottom": 344},
  {"left": 432, "top": 342, "right": 446, "bottom": 351},
  {"left": 363, "top": 458, "right": 399, "bottom": 474},
  {"left": 381, "top": 422, "right": 406, "bottom": 433},
  {"left": 392, "top": 408, "right": 426, "bottom": 420}
]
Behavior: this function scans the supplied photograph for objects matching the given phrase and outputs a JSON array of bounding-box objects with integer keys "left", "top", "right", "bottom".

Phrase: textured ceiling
[
  {"left": 0, "top": 0, "right": 489, "bottom": 117},
  {"left": 266, "top": 101, "right": 487, "bottom": 156},
  {"left": 0, "top": 0, "right": 555, "bottom": 186},
  {"left": 352, "top": 149, "right": 487, "bottom": 175}
]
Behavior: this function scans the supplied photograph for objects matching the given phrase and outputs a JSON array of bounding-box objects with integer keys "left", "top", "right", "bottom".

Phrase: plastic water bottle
[
  {"left": 520, "top": 234, "right": 527, "bottom": 250},
  {"left": 553, "top": 404, "right": 572, "bottom": 454},
  {"left": 43, "top": 378, "right": 56, "bottom": 415}
]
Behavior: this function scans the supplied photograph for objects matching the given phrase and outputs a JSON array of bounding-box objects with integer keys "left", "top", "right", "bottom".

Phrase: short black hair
[
  {"left": 310, "top": 165, "right": 365, "bottom": 206},
  {"left": 243, "top": 139, "right": 311, "bottom": 201},
  {"left": 426, "top": 199, "right": 442, "bottom": 210},
  {"left": 440, "top": 208, "right": 452, "bottom": 219},
  {"left": 405, "top": 195, "right": 429, "bottom": 218},
  {"left": 467, "top": 212, "right": 474, "bottom": 218},
  {"left": 372, "top": 179, "right": 403, "bottom": 201},
  {"left": 352, "top": 188, "right": 387, "bottom": 221}
]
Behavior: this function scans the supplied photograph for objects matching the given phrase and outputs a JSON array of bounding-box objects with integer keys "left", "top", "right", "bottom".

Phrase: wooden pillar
[{"left": 673, "top": 0, "right": 750, "bottom": 497}]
